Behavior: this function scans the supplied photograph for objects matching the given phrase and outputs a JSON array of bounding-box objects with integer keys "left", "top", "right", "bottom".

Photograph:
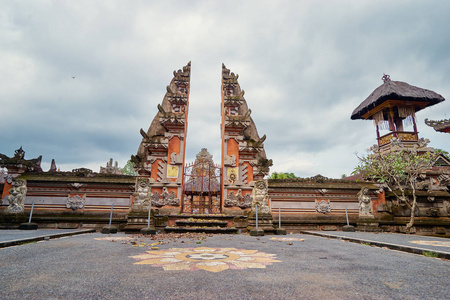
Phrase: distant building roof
[
  {"left": 425, "top": 118, "right": 450, "bottom": 133},
  {"left": 351, "top": 76, "right": 445, "bottom": 120}
]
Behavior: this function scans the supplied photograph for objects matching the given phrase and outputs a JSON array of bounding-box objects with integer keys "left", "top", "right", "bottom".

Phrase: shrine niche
[
  {"left": 133, "top": 62, "right": 191, "bottom": 209},
  {"left": 220, "top": 64, "right": 272, "bottom": 211}
]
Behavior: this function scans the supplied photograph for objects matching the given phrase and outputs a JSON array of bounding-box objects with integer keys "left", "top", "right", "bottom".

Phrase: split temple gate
[{"left": 1, "top": 64, "right": 449, "bottom": 236}]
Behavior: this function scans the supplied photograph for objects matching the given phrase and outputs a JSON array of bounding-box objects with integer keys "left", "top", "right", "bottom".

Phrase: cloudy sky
[{"left": 1, "top": 1, "right": 449, "bottom": 178}]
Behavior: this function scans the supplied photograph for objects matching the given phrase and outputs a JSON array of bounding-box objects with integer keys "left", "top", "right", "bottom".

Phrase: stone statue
[
  {"left": 251, "top": 180, "right": 270, "bottom": 214},
  {"left": 358, "top": 187, "right": 373, "bottom": 217},
  {"left": 133, "top": 178, "right": 151, "bottom": 209},
  {"left": 6, "top": 178, "right": 27, "bottom": 213}
]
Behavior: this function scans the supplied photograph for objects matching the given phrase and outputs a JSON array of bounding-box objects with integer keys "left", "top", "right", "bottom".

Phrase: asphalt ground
[
  {"left": 0, "top": 229, "right": 94, "bottom": 243},
  {"left": 301, "top": 231, "right": 450, "bottom": 259},
  {"left": 0, "top": 231, "right": 449, "bottom": 300}
]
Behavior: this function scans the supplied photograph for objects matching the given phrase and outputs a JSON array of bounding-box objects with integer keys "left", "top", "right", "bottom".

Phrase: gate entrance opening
[{"left": 182, "top": 149, "right": 222, "bottom": 214}]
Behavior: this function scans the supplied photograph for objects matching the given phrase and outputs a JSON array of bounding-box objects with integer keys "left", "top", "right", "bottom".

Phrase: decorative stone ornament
[
  {"left": 66, "top": 194, "right": 86, "bottom": 210},
  {"left": 6, "top": 178, "right": 27, "bottom": 213},
  {"left": 315, "top": 199, "right": 331, "bottom": 214}
]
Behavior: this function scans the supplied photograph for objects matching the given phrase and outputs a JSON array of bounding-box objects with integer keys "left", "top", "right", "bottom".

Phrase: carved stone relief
[
  {"left": 224, "top": 155, "right": 236, "bottom": 167},
  {"left": 152, "top": 187, "right": 180, "bottom": 207},
  {"left": 66, "top": 194, "right": 86, "bottom": 210},
  {"left": 315, "top": 200, "right": 331, "bottom": 214},
  {"left": 443, "top": 201, "right": 450, "bottom": 216},
  {"left": 170, "top": 152, "right": 183, "bottom": 165}
]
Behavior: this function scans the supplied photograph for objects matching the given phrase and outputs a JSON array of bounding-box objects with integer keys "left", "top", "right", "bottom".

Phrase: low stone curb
[
  {"left": 0, "top": 229, "right": 96, "bottom": 249},
  {"left": 301, "top": 231, "right": 450, "bottom": 260}
]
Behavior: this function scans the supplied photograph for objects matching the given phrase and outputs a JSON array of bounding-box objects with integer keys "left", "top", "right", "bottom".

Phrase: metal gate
[{"left": 182, "top": 150, "right": 222, "bottom": 214}]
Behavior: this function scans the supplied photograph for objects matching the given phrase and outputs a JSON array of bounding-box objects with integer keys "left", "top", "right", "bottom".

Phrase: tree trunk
[{"left": 405, "top": 182, "right": 417, "bottom": 234}]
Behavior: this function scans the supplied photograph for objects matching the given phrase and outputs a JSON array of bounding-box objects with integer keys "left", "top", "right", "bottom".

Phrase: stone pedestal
[
  {"left": 342, "top": 225, "right": 356, "bottom": 232},
  {"left": 19, "top": 222, "right": 38, "bottom": 230},
  {"left": 101, "top": 226, "right": 118, "bottom": 234},
  {"left": 249, "top": 228, "right": 265, "bottom": 236},
  {"left": 140, "top": 226, "right": 157, "bottom": 235},
  {"left": 248, "top": 213, "right": 275, "bottom": 234},
  {"left": 275, "top": 228, "right": 287, "bottom": 235},
  {"left": 356, "top": 218, "right": 380, "bottom": 232}
]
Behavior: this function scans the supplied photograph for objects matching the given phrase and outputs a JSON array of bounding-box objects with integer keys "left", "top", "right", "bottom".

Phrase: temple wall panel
[
  {"left": 168, "top": 136, "right": 181, "bottom": 164},
  {"left": 227, "top": 138, "right": 240, "bottom": 165},
  {"left": 150, "top": 159, "right": 161, "bottom": 181}
]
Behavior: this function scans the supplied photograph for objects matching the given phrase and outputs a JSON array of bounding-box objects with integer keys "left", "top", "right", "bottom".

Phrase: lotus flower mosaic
[{"left": 130, "top": 247, "right": 281, "bottom": 272}]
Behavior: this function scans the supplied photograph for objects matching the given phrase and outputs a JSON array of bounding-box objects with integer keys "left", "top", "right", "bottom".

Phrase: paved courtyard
[{"left": 1, "top": 231, "right": 449, "bottom": 299}]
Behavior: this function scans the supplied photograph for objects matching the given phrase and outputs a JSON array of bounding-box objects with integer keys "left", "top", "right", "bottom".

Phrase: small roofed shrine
[
  {"left": 351, "top": 74, "right": 445, "bottom": 150},
  {"left": 425, "top": 118, "right": 450, "bottom": 134}
]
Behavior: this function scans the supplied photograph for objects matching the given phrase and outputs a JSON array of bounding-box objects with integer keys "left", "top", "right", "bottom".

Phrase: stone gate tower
[
  {"left": 220, "top": 63, "right": 272, "bottom": 213},
  {"left": 133, "top": 62, "right": 191, "bottom": 209}
]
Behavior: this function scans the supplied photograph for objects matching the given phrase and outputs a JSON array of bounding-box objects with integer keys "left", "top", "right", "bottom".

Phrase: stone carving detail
[
  {"left": 0, "top": 147, "right": 42, "bottom": 172},
  {"left": 255, "top": 158, "right": 273, "bottom": 176},
  {"left": 100, "top": 158, "right": 123, "bottom": 175},
  {"left": 69, "top": 183, "right": 84, "bottom": 189},
  {"left": 225, "top": 189, "right": 243, "bottom": 207},
  {"left": 72, "top": 168, "right": 93, "bottom": 177},
  {"left": 151, "top": 191, "right": 159, "bottom": 203},
  {"left": 443, "top": 201, "right": 450, "bottom": 216},
  {"left": 315, "top": 200, "right": 331, "bottom": 214},
  {"left": 133, "top": 178, "right": 151, "bottom": 208},
  {"left": 224, "top": 155, "right": 236, "bottom": 167},
  {"left": 225, "top": 189, "right": 252, "bottom": 209},
  {"left": 358, "top": 187, "right": 373, "bottom": 217},
  {"left": 426, "top": 207, "right": 439, "bottom": 217},
  {"left": 251, "top": 180, "right": 270, "bottom": 214},
  {"left": 153, "top": 187, "right": 180, "bottom": 207},
  {"left": 240, "top": 194, "right": 253, "bottom": 209},
  {"left": 317, "top": 189, "right": 328, "bottom": 195},
  {"left": 6, "top": 178, "right": 27, "bottom": 213},
  {"left": 310, "top": 174, "right": 328, "bottom": 183},
  {"left": 66, "top": 194, "right": 86, "bottom": 210},
  {"left": 170, "top": 152, "right": 183, "bottom": 165}
]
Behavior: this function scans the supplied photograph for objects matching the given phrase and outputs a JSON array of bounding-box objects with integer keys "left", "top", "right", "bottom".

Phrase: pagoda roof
[{"left": 351, "top": 78, "right": 445, "bottom": 120}]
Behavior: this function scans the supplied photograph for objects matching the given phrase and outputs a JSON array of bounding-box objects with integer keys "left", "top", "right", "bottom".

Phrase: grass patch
[
  {"left": 422, "top": 251, "right": 439, "bottom": 258},
  {"left": 18, "top": 241, "right": 37, "bottom": 246},
  {"left": 361, "top": 242, "right": 371, "bottom": 246}
]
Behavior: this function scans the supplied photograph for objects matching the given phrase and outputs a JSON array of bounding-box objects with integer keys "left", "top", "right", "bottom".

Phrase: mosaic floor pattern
[{"left": 130, "top": 247, "right": 281, "bottom": 272}]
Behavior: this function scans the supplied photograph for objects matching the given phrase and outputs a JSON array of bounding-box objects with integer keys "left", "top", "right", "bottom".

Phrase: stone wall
[{"left": 0, "top": 172, "right": 135, "bottom": 230}]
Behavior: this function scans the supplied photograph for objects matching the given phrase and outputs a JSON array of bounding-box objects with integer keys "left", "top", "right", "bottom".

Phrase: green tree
[
  {"left": 354, "top": 147, "right": 438, "bottom": 232},
  {"left": 269, "top": 172, "right": 297, "bottom": 179},
  {"left": 122, "top": 159, "right": 138, "bottom": 176}
]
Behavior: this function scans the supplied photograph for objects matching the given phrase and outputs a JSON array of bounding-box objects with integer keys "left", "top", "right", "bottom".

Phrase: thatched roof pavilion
[
  {"left": 351, "top": 75, "right": 445, "bottom": 149},
  {"left": 351, "top": 76, "right": 445, "bottom": 120}
]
